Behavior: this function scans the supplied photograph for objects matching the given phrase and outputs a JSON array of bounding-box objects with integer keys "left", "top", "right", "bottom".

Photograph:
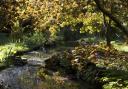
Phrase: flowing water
[
  {"left": 0, "top": 48, "right": 60, "bottom": 89},
  {"left": 0, "top": 46, "right": 95, "bottom": 89}
]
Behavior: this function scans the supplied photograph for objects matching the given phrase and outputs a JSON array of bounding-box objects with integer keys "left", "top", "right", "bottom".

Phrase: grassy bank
[{"left": 0, "top": 32, "right": 46, "bottom": 68}]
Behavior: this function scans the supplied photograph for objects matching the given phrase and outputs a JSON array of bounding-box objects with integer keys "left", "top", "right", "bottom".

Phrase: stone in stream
[
  {"left": 27, "top": 57, "right": 46, "bottom": 67},
  {"left": 25, "top": 52, "right": 58, "bottom": 67}
]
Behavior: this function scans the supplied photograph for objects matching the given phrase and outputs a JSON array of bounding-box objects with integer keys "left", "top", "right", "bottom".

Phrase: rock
[
  {"left": 27, "top": 57, "right": 46, "bottom": 67},
  {"left": 27, "top": 54, "right": 56, "bottom": 67}
]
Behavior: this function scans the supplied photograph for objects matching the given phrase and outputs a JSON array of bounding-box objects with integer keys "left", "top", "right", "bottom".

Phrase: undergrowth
[{"left": 45, "top": 44, "right": 128, "bottom": 89}]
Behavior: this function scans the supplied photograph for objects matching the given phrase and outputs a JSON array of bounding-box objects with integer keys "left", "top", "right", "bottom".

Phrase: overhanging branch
[{"left": 94, "top": 0, "right": 128, "bottom": 37}]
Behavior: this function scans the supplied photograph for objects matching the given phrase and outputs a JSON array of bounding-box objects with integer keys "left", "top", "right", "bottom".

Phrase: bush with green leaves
[{"left": 22, "top": 32, "right": 46, "bottom": 47}]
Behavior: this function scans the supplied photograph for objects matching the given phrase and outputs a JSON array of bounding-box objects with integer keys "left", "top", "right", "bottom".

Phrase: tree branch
[{"left": 93, "top": 0, "right": 128, "bottom": 37}]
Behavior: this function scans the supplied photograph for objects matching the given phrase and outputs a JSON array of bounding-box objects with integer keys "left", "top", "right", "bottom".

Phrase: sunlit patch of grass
[
  {"left": 0, "top": 32, "right": 47, "bottom": 66},
  {"left": 111, "top": 41, "right": 128, "bottom": 52},
  {"left": 0, "top": 43, "right": 28, "bottom": 62}
]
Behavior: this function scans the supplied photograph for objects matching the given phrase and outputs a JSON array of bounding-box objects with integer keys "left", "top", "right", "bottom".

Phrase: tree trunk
[
  {"left": 106, "top": 20, "right": 111, "bottom": 47},
  {"left": 103, "top": 14, "right": 111, "bottom": 47}
]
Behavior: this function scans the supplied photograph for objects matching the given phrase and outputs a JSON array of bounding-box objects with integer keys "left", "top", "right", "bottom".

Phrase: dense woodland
[{"left": 0, "top": 0, "right": 128, "bottom": 89}]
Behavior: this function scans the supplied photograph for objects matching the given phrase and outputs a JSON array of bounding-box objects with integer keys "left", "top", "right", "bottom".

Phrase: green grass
[
  {"left": 0, "top": 32, "right": 46, "bottom": 66},
  {"left": 114, "top": 44, "right": 128, "bottom": 52},
  {"left": 0, "top": 43, "right": 28, "bottom": 62},
  {"left": 112, "top": 41, "right": 128, "bottom": 52}
]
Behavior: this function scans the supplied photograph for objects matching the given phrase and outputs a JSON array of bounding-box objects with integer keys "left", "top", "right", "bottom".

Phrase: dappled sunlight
[{"left": 0, "top": 0, "right": 128, "bottom": 89}]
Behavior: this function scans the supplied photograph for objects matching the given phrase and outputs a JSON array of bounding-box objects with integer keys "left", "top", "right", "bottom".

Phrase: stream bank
[{"left": 0, "top": 43, "right": 104, "bottom": 89}]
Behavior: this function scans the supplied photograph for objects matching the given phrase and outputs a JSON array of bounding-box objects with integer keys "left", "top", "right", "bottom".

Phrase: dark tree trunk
[
  {"left": 103, "top": 14, "right": 111, "bottom": 47},
  {"left": 106, "top": 20, "right": 111, "bottom": 47}
]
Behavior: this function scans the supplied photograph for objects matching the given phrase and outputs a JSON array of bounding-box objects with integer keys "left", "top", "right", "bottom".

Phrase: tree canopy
[{"left": 0, "top": 0, "right": 128, "bottom": 43}]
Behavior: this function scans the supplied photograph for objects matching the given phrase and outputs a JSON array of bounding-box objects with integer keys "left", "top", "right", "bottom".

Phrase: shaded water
[
  {"left": 0, "top": 46, "right": 95, "bottom": 89},
  {"left": 0, "top": 65, "right": 42, "bottom": 89},
  {"left": 0, "top": 49, "right": 59, "bottom": 89}
]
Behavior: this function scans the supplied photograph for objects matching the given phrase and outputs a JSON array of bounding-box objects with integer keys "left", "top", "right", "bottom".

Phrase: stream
[
  {"left": 0, "top": 45, "right": 96, "bottom": 89},
  {"left": 0, "top": 48, "right": 63, "bottom": 89}
]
